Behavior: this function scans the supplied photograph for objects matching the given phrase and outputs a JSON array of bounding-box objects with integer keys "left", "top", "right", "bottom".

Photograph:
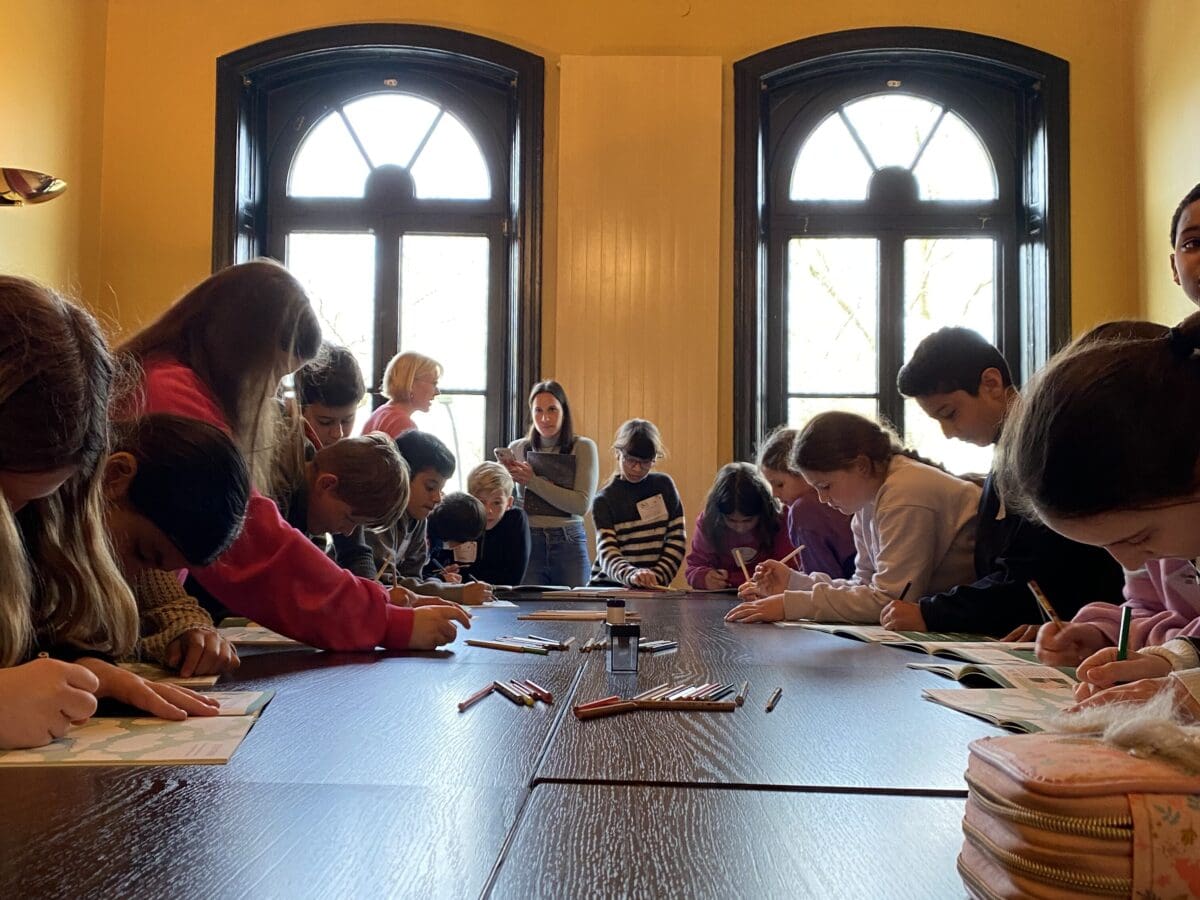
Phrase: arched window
[
  {"left": 734, "top": 29, "right": 1069, "bottom": 473},
  {"left": 214, "top": 26, "right": 544, "bottom": 490}
]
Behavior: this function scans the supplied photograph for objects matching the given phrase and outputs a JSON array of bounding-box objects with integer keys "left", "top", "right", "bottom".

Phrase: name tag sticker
[
  {"left": 636, "top": 494, "right": 668, "bottom": 523},
  {"left": 452, "top": 541, "right": 478, "bottom": 563}
]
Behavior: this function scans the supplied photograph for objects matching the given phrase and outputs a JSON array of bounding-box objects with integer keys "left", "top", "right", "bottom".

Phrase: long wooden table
[{"left": 0, "top": 596, "right": 998, "bottom": 897}]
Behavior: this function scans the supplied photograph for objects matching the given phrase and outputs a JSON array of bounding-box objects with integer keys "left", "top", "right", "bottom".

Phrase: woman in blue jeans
[{"left": 504, "top": 380, "right": 598, "bottom": 586}]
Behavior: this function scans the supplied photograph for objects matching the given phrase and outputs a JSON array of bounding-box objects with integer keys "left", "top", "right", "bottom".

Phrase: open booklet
[
  {"left": 117, "top": 661, "right": 220, "bottom": 688},
  {"left": 909, "top": 661, "right": 1077, "bottom": 690},
  {"left": 922, "top": 685, "right": 1075, "bottom": 734},
  {"left": 783, "top": 623, "right": 1039, "bottom": 663},
  {"left": 0, "top": 690, "right": 273, "bottom": 766}
]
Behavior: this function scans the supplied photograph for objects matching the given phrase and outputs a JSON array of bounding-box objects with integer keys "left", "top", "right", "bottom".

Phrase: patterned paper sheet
[
  {"left": 117, "top": 661, "right": 220, "bottom": 688},
  {"left": 923, "top": 686, "right": 1075, "bottom": 733},
  {"left": 0, "top": 715, "right": 257, "bottom": 766},
  {"left": 217, "top": 624, "right": 306, "bottom": 647}
]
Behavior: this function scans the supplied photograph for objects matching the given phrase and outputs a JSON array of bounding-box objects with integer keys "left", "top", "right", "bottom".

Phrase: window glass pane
[
  {"left": 417, "top": 393, "right": 487, "bottom": 495},
  {"left": 410, "top": 112, "right": 491, "bottom": 199},
  {"left": 913, "top": 112, "right": 997, "bottom": 201},
  {"left": 400, "top": 235, "right": 489, "bottom": 392},
  {"left": 788, "top": 238, "right": 878, "bottom": 394},
  {"left": 285, "top": 232, "right": 377, "bottom": 432},
  {"left": 342, "top": 93, "right": 441, "bottom": 169},
  {"left": 903, "top": 237, "right": 997, "bottom": 476},
  {"left": 288, "top": 114, "right": 370, "bottom": 198},
  {"left": 842, "top": 94, "right": 943, "bottom": 170},
  {"left": 788, "top": 397, "right": 879, "bottom": 434},
  {"left": 790, "top": 113, "right": 873, "bottom": 201}
]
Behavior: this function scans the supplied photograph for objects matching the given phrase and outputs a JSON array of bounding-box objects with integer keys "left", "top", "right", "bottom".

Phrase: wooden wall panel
[{"left": 554, "top": 57, "right": 722, "bottom": 579}]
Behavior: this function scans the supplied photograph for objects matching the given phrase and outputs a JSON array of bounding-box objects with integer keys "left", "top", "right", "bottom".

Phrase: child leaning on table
[
  {"left": 729, "top": 412, "right": 979, "bottom": 625},
  {"left": 0, "top": 278, "right": 222, "bottom": 750},
  {"left": 685, "top": 462, "right": 793, "bottom": 591},
  {"left": 375, "top": 430, "right": 493, "bottom": 605}
]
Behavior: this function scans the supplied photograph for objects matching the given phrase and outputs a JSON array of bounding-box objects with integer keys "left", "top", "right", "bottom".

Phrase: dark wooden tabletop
[
  {"left": 0, "top": 595, "right": 995, "bottom": 897},
  {"left": 489, "top": 784, "right": 968, "bottom": 899}
]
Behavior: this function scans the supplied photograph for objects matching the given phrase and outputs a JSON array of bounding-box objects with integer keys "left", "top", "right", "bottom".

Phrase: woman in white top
[
  {"left": 728, "top": 411, "right": 979, "bottom": 625},
  {"left": 503, "top": 380, "right": 598, "bottom": 586}
]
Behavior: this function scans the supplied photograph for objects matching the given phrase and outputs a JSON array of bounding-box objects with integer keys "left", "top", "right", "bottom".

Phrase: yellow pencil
[
  {"left": 733, "top": 547, "right": 752, "bottom": 583},
  {"left": 778, "top": 545, "right": 805, "bottom": 568},
  {"left": 1027, "top": 580, "right": 1063, "bottom": 627}
]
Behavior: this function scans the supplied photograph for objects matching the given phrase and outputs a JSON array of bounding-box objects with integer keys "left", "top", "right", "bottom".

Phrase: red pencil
[{"left": 457, "top": 683, "right": 494, "bottom": 712}]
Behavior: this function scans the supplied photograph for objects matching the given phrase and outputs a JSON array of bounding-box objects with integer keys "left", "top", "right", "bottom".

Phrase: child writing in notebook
[
  {"left": 728, "top": 412, "right": 979, "bottom": 624},
  {"left": 757, "top": 426, "right": 855, "bottom": 578},
  {"left": 425, "top": 493, "right": 487, "bottom": 580},
  {"left": 106, "top": 414, "right": 249, "bottom": 677},
  {"left": 278, "top": 432, "right": 409, "bottom": 581},
  {"left": 118, "top": 261, "right": 469, "bottom": 651},
  {"left": 589, "top": 419, "right": 686, "bottom": 588},
  {"left": 295, "top": 343, "right": 366, "bottom": 448},
  {"left": 885, "top": 327, "right": 1123, "bottom": 637},
  {"left": 685, "top": 462, "right": 792, "bottom": 591},
  {"left": 465, "top": 462, "right": 530, "bottom": 586},
  {"left": 0, "top": 278, "right": 219, "bottom": 749},
  {"left": 359, "top": 351, "right": 441, "bottom": 438},
  {"left": 376, "top": 430, "right": 493, "bottom": 604}
]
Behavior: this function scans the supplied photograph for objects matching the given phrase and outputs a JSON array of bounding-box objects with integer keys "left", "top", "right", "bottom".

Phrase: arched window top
[
  {"left": 288, "top": 92, "right": 491, "bottom": 200},
  {"left": 789, "top": 92, "right": 997, "bottom": 203}
]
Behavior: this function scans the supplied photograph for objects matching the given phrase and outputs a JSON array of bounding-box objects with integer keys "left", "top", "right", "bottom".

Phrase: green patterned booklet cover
[
  {"left": 908, "top": 662, "right": 1077, "bottom": 690},
  {"left": 922, "top": 685, "right": 1074, "bottom": 733},
  {"left": 0, "top": 690, "right": 273, "bottom": 767}
]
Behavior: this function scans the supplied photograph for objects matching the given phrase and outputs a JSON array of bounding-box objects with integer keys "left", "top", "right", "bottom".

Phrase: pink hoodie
[{"left": 1072, "top": 558, "right": 1200, "bottom": 649}]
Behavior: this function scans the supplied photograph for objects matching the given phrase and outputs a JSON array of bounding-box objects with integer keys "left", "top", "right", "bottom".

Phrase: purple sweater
[
  {"left": 787, "top": 495, "right": 856, "bottom": 579},
  {"left": 1072, "top": 558, "right": 1200, "bottom": 650},
  {"left": 684, "top": 509, "right": 796, "bottom": 589}
]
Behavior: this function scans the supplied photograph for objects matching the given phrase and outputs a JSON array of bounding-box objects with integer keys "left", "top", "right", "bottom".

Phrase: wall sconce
[{"left": 0, "top": 168, "right": 67, "bottom": 206}]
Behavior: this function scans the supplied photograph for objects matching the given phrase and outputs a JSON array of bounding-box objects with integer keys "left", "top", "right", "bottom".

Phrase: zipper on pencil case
[
  {"left": 965, "top": 772, "right": 1133, "bottom": 840},
  {"left": 960, "top": 818, "right": 1131, "bottom": 896}
]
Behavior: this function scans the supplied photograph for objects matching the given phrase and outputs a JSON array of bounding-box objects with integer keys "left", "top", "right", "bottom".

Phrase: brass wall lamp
[{"left": 0, "top": 168, "right": 67, "bottom": 205}]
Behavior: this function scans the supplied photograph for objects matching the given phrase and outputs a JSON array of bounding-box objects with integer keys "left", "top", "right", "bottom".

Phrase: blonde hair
[
  {"left": 467, "top": 461, "right": 514, "bottom": 498},
  {"left": 381, "top": 352, "right": 442, "bottom": 403},
  {"left": 0, "top": 277, "right": 137, "bottom": 665},
  {"left": 313, "top": 432, "right": 410, "bottom": 530},
  {"left": 118, "top": 260, "right": 321, "bottom": 500}
]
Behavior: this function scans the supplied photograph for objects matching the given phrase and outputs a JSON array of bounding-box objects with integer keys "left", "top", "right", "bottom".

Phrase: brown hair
[
  {"left": 312, "top": 432, "right": 410, "bottom": 530},
  {"left": 700, "top": 462, "right": 782, "bottom": 552},
  {"left": 119, "top": 260, "right": 321, "bottom": 499},
  {"left": 756, "top": 426, "right": 798, "bottom": 473},
  {"left": 793, "top": 411, "right": 938, "bottom": 474},
  {"left": 0, "top": 277, "right": 137, "bottom": 665},
  {"left": 997, "top": 314, "right": 1200, "bottom": 520},
  {"left": 525, "top": 379, "right": 576, "bottom": 451}
]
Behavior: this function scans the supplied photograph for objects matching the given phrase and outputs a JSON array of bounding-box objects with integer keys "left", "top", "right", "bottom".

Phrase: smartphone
[{"left": 493, "top": 447, "right": 515, "bottom": 464}]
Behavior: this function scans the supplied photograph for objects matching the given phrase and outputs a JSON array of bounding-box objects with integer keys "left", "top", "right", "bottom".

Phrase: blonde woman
[
  {"left": 0, "top": 277, "right": 217, "bottom": 749},
  {"left": 360, "top": 351, "right": 442, "bottom": 437}
]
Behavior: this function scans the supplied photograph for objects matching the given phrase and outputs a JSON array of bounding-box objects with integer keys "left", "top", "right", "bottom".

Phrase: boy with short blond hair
[{"left": 465, "top": 461, "right": 531, "bottom": 586}]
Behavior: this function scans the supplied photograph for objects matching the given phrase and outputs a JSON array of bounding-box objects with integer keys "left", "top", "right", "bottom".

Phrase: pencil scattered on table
[
  {"left": 465, "top": 638, "right": 549, "bottom": 655},
  {"left": 571, "top": 682, "right": 742, "bottom": 720},
  {"left": 1027, "top": 580, "right": 1063, "bottom": 627},
  {"left": 639, "top": 640, "right": 678, "bottom": 653},
  {"left": 457, "top": 683, "right": 494, "bottom": 712},
  {"left": 735, "top": 681, "right": 749, "bottom": 707},
  {"left": 765, "top": 687, "right": 782, "bottom": 712},
  {"left": 519, "top": 610, "right": 642, "bottom": 622}
]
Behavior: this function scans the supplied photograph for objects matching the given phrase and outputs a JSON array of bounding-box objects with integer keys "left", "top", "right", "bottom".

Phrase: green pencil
[{"left": 1116, "top": 606, "right": 1132, "bottom": 661}]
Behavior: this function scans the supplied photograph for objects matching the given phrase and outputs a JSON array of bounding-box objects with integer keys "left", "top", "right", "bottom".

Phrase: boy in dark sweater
[
  {"left": 424, "top": 492, "right": 487, "bottom": 579},
  {"left": 465, "top": 462, "right": 531, "bottom": 586},
  {"left": 885, "top": 327, "right": 1124, "bottom": 637}
]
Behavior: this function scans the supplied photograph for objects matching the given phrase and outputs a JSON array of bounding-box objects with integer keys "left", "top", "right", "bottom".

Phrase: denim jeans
[{"left": 523, "top": 521, "right": 591, "bottom": 587}]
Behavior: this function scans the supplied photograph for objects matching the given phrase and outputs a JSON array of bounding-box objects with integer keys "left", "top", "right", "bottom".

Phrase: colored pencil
[
  {"left": 505, "top": 680, "right": 536, "bottom": 706},
  {"left": 897, "top": 581, "right": 913, "bottom": 603},
  {"left": 492, "top": 680, "right": 529, "bottom": 706},
  {"left": 522, "top": 679, "right": 554, "bottom": 704},
  {"left": 777, "top": 545, "right": 805, "bottom": 568},
  {"left": 733, "top": 547, "right": 752, "bottom": 583},
  {"left": 633, "top": 683, "right": 670, "bottom": 701},
  {"left": 765, "top": 687, "right": 782, "bottom": 712},
  {"left": 1027, "top": 580, "right": 1063, "bottom": 628},
  {"left": 465, "top": 639, "right": 548, "bottom": 655},
  {"left": 457, "top": 683, "right": 494, "bottom": 712},
  {"left": 1117, "top": 606, "right": 1133, "bottom": 661},
  {"left": 735, "top": 681, "right": 749, "bottom": 707}
]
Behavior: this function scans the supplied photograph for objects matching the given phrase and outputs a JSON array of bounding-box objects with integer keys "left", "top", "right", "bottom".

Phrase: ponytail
[{"left": 996, "top": 312, "right": 1200, "bottom": 521}]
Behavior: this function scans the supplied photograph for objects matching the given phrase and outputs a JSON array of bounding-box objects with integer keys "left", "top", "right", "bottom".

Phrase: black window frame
[
  {"left": 213, "top": 24, "right": 544, "bottom": 447},
  {"left": 733, "top": 27, "right": 1069, "bottom": 460}
]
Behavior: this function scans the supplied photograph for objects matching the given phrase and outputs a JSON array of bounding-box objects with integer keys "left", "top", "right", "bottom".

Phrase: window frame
[
  {"left": 733, "top": 27, "right": 1070, "bottom": 460},
  {"left": 213, "top": 24, "right": 544, "bottom": 447}
]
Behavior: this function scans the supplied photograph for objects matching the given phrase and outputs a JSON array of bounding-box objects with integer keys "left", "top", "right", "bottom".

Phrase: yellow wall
[
  {"left": 1135, "top": 0, "right": 1200, "bottom": 324},
  {"left": 0, "top": 0, "right": 107, "bottom": 301}
]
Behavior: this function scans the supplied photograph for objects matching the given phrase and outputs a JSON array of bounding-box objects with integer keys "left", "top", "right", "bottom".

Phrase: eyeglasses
[{"left": 621, "top": 453, "right": 659, "bottom": 469}]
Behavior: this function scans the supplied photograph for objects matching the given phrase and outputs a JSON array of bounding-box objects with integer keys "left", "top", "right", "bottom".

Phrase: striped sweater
[{"left": 589, "top": 473, "right": 686, "bottom": 587}]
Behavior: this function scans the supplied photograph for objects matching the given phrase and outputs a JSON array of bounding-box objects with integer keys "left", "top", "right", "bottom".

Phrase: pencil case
[{"left": 957, "top": 732, "right": 1200, "bottom": 898}]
